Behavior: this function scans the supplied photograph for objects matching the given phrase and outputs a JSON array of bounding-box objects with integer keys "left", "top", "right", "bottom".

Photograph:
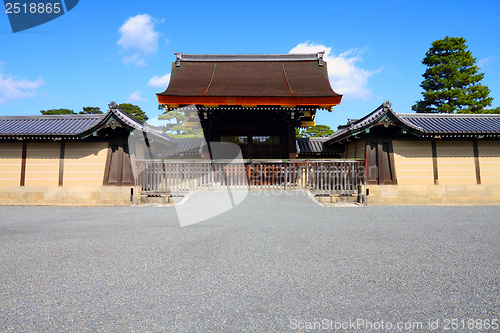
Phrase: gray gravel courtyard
[{"left": 0, "top": 191, "right": 499, "bottom": 332}]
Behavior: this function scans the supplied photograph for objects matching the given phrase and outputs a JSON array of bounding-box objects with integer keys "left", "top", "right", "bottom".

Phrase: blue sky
[{"left": 1, "top": 0, "right": 499, "bottom": 130}]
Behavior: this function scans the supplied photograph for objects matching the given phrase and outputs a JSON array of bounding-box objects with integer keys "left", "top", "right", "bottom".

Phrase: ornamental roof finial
[
  {"left": 174, "top": 52, "right": 182, "bottom": 67},
  {"left": 317, "top": 51, "right": 325, "bottom": 66}
]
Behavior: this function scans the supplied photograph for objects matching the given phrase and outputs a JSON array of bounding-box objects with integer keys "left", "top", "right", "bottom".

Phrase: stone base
[
  {"left": 140, "top": 194, "right": 184, "bottom": 204},
  {"left": 314, "top": 194, "right": 357, "bottom": 204},
  {"left": 0, "top": 186, "right": 141, "bottom": 206},
  {"left": 366, "top": 185, "right": 500, "bottom": 205}
]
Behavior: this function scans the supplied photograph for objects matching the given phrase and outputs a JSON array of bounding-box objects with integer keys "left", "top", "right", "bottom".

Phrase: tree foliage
[
  {"left": 158, "top": 104, "right": 203, "bottom": 137},
  {"left": 296, "top": 125, "right": 334, "bottom": 138},
  {"left": 80, "top": 107, "right": 103, "bottom": 114},
  {"left": 118, "top": 103, "right": 149, "bottom": 122},
  {"left": 480, "top": 107, "right": 500, "bottom": 114},
  {"left": 412, "top": 36, "right": 493, "bottom": 114},
  {"left": 40, "top": 108, "right": 76, "bottom": 115}
]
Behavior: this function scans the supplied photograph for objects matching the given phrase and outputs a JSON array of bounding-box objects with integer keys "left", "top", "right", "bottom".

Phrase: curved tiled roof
[
  {"left": 296, "top": 137, "right": 343, "bottom": 155},
  {"left": 0, "top": 114, "right": 103, "bottom": 137},
  {"left": 327, "top": 101, "right": 500, "bottom": 143},
  {"left": 398, "top": 113, "right": 500, "bottom": 135},
  {"left": 0, "top": 102, "right": 172, "bottom": 142},
  {"left": 157, "top": 52, "right": 342, "bottom": 107}
]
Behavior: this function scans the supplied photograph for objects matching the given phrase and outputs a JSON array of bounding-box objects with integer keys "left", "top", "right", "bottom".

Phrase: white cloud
[
  {"left": 148, "top": 74, "right": 170, "bottom": 88},
  {"left": 127, "top": 90, "right": 146, "bottom": 102},
  {"left": 118, "top": 14, "right": 160, "bottom": 67},
  {"left": 0, "top": 68, "right": 44, "bottom": 105},
  {"left": 478, "top": 56, "right": 495, "bottom": 68},
  {"left": 123, "top": 54, "right": 146, "bottom": 68},
  {"left": 289, "top": 41, "right": 379, "bottom": 100}
]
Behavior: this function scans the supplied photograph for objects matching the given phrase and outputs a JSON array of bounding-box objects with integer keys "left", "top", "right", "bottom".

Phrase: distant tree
[
  {"left": 80, "top": 107, "right": 103, "bottom": 114},
  {"left": 118, "top": 103, "right": 149, "bottom": 122},
  {"left": 158, "top": 104, "right": 203, "bottom": 137},
  {"left": 480, "top": 107, "right": 500, "bottom": 114},
  {"left": 299, "top": 125, "right": 334, "bottom": 138},
  {"left": 412, "top": 36, "right": 493, "bottom": 114},
  {"left": 40, "top": 109, "right": 76, "bottom": 115}
]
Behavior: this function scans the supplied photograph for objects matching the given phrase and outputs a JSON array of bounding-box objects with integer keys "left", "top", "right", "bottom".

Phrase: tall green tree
[
  {"left": 297, "top": 125, "right": 334, "bottom": 138},
  {"left": 80, "top": 107, "right": 103, "bottom": 114},
  {"left": 40, "top": 109, "right": 76, "bottom": 115},
  {"left": 118, "top": 103, "right": 149, "bottom": 122},
  {"left": 412, "top": 36, "right": 493, "bottom": 114}
]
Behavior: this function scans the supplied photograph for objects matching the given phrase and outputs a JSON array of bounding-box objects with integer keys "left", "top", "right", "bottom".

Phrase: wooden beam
[
  {"left": 58, "top": 142, "right": 65, "bottom": 186},
  {"left": 300, "top": 120, "right": 315, "bottom": 127},
  {"left": 473, "top": 139, "right": 481, "bottom": 185},
  {"left": 431, "top": 140, "right": 439, "bottom": 185},
  {"left": 20, "top": 141, "right": 27, "bottom": 187},
  {"left": 116, "top": 145, "right": 124, "bottom": 185},
  {"left": 388, "top": 140, "right": 397, "bottom": 185},
  {"left": 157, "top": 94, "right": 342, "bottom": 107},
  {"left": 103, "top": 145, "right": 113, "bottom": 186}
]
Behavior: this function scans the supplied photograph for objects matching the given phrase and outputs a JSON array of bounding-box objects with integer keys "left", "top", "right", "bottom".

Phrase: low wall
[
  {"left": 366, "top": 185, "right": 500, "bottom": 205},
  {"left": 0, "top": 186, "right": 141, "bottom": 206}
]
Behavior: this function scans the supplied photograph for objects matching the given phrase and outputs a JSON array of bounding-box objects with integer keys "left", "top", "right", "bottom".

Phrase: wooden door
[
  {"left": 103, "top": 139, "right": 134, "bottom": 186},
  {"left": 365, "top": 139, "right": 397, "bottom": 185}
]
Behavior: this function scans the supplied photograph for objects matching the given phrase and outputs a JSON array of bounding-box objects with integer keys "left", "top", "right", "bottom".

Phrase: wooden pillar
[
  {"left": 473, "top": 139, "right": 481, "bottom": 185},
  {"left": 58, "top": 142, "right": 65, "bottom": 186},
  {"left": 431, "top": 140, "right": 439, "bottom": 185},
  {"left": 20, "top": 141, "right": 27, "bottom": 186},
  {"left": 287, "top": 122, "right": 296, "bottom": 159},
  {"left": 365, "top": 141, "right": 378, "bottom": 185}
]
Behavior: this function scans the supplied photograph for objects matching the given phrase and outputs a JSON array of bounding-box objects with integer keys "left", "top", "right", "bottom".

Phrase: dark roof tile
[
  {"left": 157, "top": 53, "right": 342, "bottom": 107},
  {"left": 327, "top": 101, "right": 500, "bottom": 143},
  {"left": 399, "top": 113, "right": 500, "bottom": 134},
  {"left": 0, "top": 115, "right": 102, "bottom": 137},
  {"left": 297, "top": 137, "right": 343, "bottom": 154},
  {"left": 0, "top": 102, "right": 172, "bottom": 143}
]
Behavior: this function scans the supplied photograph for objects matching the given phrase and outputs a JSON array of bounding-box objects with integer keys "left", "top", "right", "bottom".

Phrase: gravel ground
[{"left": 0, "top": 190, "right": 499, "bottom": 332}]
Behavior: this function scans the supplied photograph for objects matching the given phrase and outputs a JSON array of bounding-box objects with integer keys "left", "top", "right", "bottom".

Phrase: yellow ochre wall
[
  {"left": 392, "top": 139, "right": 500, "bottom": 186},
  {"left": 478, "top": 141, "right": 500, "bottom": 185},
  {"left": 63, "top": 142, "right": 108, "bottom": 186},
  {"left": 436, "top": 141, "right": 476, "bottom": 185},
  {"left": 0, "top": 142, "right": 108, "bottom": 187},
  {"left": 393, "top": 141, "right": 434, "bottom": 185},
  {"left": 0, "top": 142, "right": 23, "bottom": 186},
  {"left": 25, "top": 142, "right": 60, "bottom": 186}
]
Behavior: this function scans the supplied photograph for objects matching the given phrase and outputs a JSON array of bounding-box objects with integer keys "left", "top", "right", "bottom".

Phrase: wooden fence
[{"left": 135, "top": 160, "right": 365, "bottom": 195}]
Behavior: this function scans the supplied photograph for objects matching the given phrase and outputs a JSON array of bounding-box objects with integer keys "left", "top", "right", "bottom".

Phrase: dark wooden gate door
[
  {"left": 103, "top": 139, "right": 134, "bottom": 186},
  {"left": 365, "top": 139, "right": 397, "bottom": 185}
]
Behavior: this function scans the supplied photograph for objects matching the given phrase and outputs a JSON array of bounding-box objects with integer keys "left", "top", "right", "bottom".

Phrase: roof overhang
[
  {"left": 326, "top": 101, "right": 500, "bottom": 145},
  {"left": 325, "top": 101, "right": 422, "bottom": 144},
  {"left": 157, "top": 95, "right": 342, "bottom": 110}
]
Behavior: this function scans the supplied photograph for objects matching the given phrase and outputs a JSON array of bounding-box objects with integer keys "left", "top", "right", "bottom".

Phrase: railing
[{"left": 135, "top": 160, "right": 365, "bottom": 195}]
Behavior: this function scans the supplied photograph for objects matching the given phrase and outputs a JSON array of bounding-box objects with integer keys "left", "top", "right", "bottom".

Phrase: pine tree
[
  {"left": 412, "top": 36, "right": 493, "bottom": 114},
  {"left": 299, "top": 125, "right": 334, "bottom": 138},
  {"left": 118, "top": 103, "right": 149, "bottom": 122},
  {"left": 40, "top": 109, "right": 76, "bottom": 115},
  {"left": 158, "top": 105, "right": 203, "bottom": 137},
  {"left": 80, "top": 107, "right": 103, "bottom": 114}
]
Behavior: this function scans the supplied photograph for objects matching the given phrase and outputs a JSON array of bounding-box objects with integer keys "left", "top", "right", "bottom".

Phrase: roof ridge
[
  {"left": 399, "top": 113, "right": 500, "bottom": 118},
  {"left": 175, "top": 52, "right": 323, "bottom": 63},
  {"left": 0, "top": 114, "right": 104, "bottom": 119}
]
